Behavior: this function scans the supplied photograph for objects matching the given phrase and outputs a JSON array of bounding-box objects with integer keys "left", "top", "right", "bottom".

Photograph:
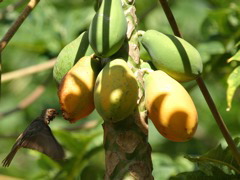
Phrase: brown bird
[{"left": 2, "top": 108, "right": 65, "bottom": 167}]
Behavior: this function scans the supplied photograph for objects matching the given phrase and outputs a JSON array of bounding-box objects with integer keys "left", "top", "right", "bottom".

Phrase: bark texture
[{"left": 104, "top": 0, "right": 153, "bottom": 179}]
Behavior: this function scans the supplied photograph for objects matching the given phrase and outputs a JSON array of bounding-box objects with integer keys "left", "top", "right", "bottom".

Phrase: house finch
[{"left": 2, "top": 108, "right": 65, "bottom": 167}]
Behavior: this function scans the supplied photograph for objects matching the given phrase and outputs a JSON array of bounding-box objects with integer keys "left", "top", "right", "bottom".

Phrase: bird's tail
[{"left": 2, "top": 147, "right": 18, "bottom": 167}]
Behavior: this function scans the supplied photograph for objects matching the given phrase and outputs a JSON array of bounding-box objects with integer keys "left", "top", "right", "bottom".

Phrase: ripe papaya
[
  {"left": 94, "top": 59, "right": 138, "bottom": 122},
  {"left": 53, "top": 31, "right": 94, "bottom": 84},
  {"left": 58, "top": 56, "right": 101, "bottom": 123},
  {"left": 145, "top": 70, "right": 198, "bottom": 142},
  {"left": 88, "top": 0, "right": 127, "bottom": 57},
  {"left": 141, "top": 30, "right": 203, "bottom": 82}
]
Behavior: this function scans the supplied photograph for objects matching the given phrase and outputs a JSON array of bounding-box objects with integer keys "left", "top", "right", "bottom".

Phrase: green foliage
[
  {"left": 185, "top": 138, "right": 240, "bottom": 174},
  {"left": 170, "top": 166, "right": 239, "bottom": 180},
  {"left": 170, "top": 138, "right": 240, "bottom": 179},
  {"left": 228, "top": 50, "right": 240, "bottom": 63},
  {"left": 1, "top": 0, "right": 240, "bottom": 179},
  {"left": 226, "top": 66, "right": 240, "bottom": 110},
  {"left": 152, "top": 153, "right": 194, "bottom": 180}
]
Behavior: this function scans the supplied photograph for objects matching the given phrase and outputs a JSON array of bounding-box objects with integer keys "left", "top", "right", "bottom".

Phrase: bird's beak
[{"left": 54, "top": 111, "right": 59, "bottom": 116}]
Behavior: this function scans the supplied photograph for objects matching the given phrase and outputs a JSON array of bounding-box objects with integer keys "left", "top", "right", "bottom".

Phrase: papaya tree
[
  {"left": 1, "top": 0, "right": 240, "bottom": 179},
  {"left": 54, "top": 0, "right": 240, "bottom": 178}
]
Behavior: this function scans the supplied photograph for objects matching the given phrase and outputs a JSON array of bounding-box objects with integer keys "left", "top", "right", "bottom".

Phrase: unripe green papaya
[
  {"left": 141, "top": 30, "right": 203, "bottom": 82},
  {"left": 140, "top": 61, "right": 156, "bottom": 71},
  {"left": 88, "top": 0, "right": 127, "bottom": 58},
  {"left": 94, "top": 59, "right": 138, "bottom": 122},
  {"left": 139, "top": 35, "right": 152, "bottom": 61},
  {"left": 53, "top": 31, "right": 94, "bottom": 84},
  {"left": 140, "top": 41, "right": 152, "bottom": 61}
]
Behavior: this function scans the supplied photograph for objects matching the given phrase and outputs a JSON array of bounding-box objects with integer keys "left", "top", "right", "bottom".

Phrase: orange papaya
[
  {"left": 58, "top": 56, "right": 101, "bottom": 123},
  {"left": 145, "top": 70, "right": 198, "bottom": 142}
]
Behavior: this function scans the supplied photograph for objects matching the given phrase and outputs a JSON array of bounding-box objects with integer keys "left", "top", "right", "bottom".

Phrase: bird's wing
[{"left": 20, "top": 123, "right": 65, "bottom": 161}]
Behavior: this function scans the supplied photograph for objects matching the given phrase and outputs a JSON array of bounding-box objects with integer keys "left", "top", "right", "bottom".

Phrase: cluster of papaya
[
  {"left": 140, "top": 30, "right": 201, "bottom": 142},
  {"left": 53, "top": 0, "right": 202, "bottom": 142},
  {"left": 54, "top": 0, "right": 136, "bottom": 123}
]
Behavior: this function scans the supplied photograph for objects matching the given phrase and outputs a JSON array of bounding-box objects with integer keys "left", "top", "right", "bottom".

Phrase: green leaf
[
  {"left": 228, "top": 50, "right": 240, "bottom": 62},
  {"left": 184, "top": 138, "right": 240, "bottom": 174},
  {"left": 170, "top": 166, "right": 240, "bottom": 180},
  {"left": 52, "top": 129, "right": 103, "bottom": 179},
  {"left": 197, "top": 41, "right": 225, "bottom": 63},
  {"left": 152, "top": 153, "right": 194, "bottom": 180},
  {"left": 226, "top": 66, "right": 240, "bottom": 111}
]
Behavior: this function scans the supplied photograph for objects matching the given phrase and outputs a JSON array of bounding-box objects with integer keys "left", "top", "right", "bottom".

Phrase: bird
[{"left": 2, "top": 108, "right": 65, "bottom": 167}]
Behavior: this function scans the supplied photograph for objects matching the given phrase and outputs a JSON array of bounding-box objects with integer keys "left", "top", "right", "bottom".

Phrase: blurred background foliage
[{"left": 0, "top": 0, "right": 240, "bottom": 179}]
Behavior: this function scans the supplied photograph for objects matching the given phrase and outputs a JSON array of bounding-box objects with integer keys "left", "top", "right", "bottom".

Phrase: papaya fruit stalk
[
  {"left": 158, "top": 0, "right": 240, "bottom": 166},
  {"left": 103, "top": 1, "right": 153, "bottom": 179}
]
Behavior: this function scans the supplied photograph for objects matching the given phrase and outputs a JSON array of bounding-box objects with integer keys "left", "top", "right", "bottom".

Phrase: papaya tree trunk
[{"left": 103, "top": 1, "right": 153, "bottom": 179}]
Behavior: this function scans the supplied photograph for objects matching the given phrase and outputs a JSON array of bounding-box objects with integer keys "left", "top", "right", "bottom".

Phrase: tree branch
[
  {"left": 0, "top": 73, "right": 51, "bottom": 119},
  {"left": 196, "top": 77, "right": 240, "bottom": 165},
  {"left": 159, "top": 0, "right": 240, "bottom": 166},
  {"left": 158, "top": 0, "right": 181, "bottom": 37},
  {"left": 0, "top": 0, "right": 26, "bottom": 20},
  {"left": 0, "top": 0, "right": 40, "bottom": 52},
  {"left": 2, "top": 58, "right": 56, "bottom": 82}
]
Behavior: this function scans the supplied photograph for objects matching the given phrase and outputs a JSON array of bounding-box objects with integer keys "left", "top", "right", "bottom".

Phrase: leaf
[
  {"left": 184, "top": 138, "right": 240, "bottom": 174},
  {"left": 52, "top": 129, "right": 103, "bottom": 179},
  {"left": 197, "top": 41, "right": 225, "bottom": 63},
  {"left": 228, "top": 50, "right": 240, "bottom": 62},
  {"left": 152, "top": 153, "right": 194, "bottom": 180},
  {"left": 170, "top": 166, "right": 240, "bottom": 180},
  {"left": 201, "top": 6, "right": 240, "bottom": 37},
  {"left": 226, "top": 66, "right": 240, "bottom": 111}
]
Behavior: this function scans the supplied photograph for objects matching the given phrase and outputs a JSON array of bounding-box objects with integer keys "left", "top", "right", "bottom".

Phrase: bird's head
[{"left": 42, "top": 108, "right": 58, "bottom": 124}]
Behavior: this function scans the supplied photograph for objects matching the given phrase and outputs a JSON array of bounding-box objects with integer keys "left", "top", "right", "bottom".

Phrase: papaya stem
[
  {"left": 196, "top": 77, "right": 240, "bottom": 166},
  {"left": 137, "top": 30, "right": 145, "bottom": 37},
  {"left": 138, "top": 68, "right": 154, "bottom": 77},
  {"left": 158, "top": 0, "right": 181, "bottom": 38},
  {"left": 158, "top": 0, "right": 240, "bottom": 166}
]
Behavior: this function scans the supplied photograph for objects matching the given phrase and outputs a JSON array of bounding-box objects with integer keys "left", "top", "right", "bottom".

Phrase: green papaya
[
  {"left": 139, "top": 35, "right": 152, "bottom": 61},
  {"left": 94, "top": 59, "right": 138, "bottom": 122},
  {"left": 140, "top": 61, "right": 156, "bottom": 71},
  {"left": 140, "top": 42, "right": 152, "bottom": 61},
  {"left": 53, "top": 31, "right": 94, "bottom": 84},
  {"left": 88, "top": 0, "right": 127, "bottom": 58},
  {"left": 141, "top": 30, "right": 203, "bottom": 82}
]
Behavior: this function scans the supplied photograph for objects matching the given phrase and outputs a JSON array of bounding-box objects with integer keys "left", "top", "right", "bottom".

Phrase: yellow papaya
[
  {"left": 141, "top": 30, "right": 203, "bottom": 82},
  {"left": 88, "top": 0, "right": 127, "bottom": 57},
  {"left": 94, "top": 59, "right": 138, "bottom": 122},
  {"left": 145, "top": 70, "right": 198, "bottom": 142},
  {"left": 58, "top": 56, "right": 101, "bottom": 123},
  {"left": 53, "top": 31, "right": 94, "bottom": 84}
]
